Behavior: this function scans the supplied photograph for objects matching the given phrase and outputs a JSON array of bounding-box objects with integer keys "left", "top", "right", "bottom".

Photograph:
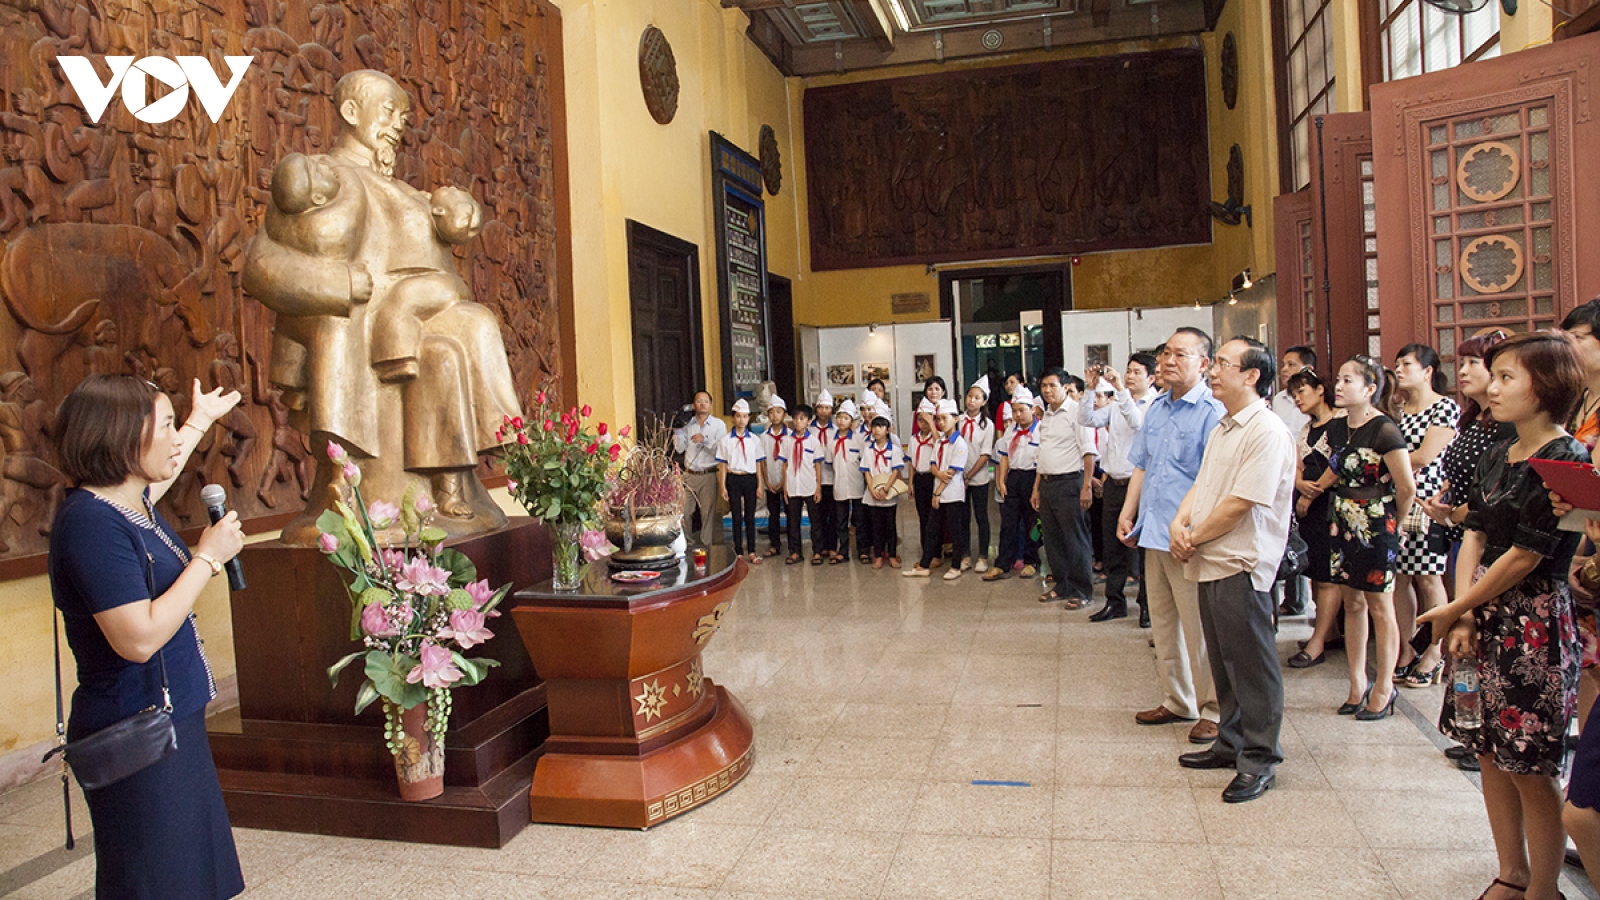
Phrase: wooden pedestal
[
  {"left": 510, "top": 547, "right": 754, "bottom": 829},
  {"left": 208, "top": 518, "right": 552, "bottom": 848}
]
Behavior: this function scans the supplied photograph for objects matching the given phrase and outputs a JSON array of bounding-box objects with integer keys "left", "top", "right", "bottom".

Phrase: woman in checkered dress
[{"left": 1393, "top": 344, "right": 1458, "bottom": 686}]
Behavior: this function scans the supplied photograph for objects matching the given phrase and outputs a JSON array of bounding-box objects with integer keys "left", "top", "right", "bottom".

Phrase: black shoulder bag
[
  {"left": 42, "top": 531, "right": 178, "bottom": 846},
  {"left": 1277, "top": 519, "right": 1309, "bottom": 581}
]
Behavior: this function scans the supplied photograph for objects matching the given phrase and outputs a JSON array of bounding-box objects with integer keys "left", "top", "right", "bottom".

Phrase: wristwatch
[{"left": 194, "top": 553, "right": 223, "bottom": 577}]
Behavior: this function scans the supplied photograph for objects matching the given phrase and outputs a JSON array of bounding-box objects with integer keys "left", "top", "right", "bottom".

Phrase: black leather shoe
[
  {"left": 1138, "top": 608, "right": 1151, "bottom": 628},
  {"left": 1088, "top": 605, "right": 1127, "bottom": 622},
  {"left": 1178, "top": 749, "right": 1236, "bottom": 770},
  {"left": 1222, "top": 770, "right": 1275, "bottom": 803}
]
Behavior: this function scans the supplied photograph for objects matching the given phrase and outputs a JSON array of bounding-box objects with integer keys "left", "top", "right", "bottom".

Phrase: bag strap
[
  {"left": 49, "top": 606, "right": 73, "bottom": 851},
  {"left": 134, "top": 529, "right": 172, "bottom": 712}
]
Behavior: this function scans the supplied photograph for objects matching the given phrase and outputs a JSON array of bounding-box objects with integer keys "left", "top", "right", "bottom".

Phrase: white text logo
[{"left": 58, "top": 56, "right": 253, "bottom": 124}]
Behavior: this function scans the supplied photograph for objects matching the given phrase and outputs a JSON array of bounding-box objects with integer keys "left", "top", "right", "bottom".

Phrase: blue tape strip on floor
[{"left": 970, "top": 780, "right": 1031, "bottom": 787}]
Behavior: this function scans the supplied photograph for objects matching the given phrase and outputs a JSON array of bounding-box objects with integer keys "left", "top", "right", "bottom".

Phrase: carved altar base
[
  {"left": 510, "top": 547, "right": 754, "bottom": 829},
  {"left": 208, "top": 518, "right": 550, "bottom": 848}
]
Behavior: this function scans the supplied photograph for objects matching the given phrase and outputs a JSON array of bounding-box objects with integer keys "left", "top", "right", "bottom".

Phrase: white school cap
[
  {"left": 815, "top": 389, "right": 834, "bottom": 407},
  {"left": 732, "top": 398, "right": 750, "bottom": 414},
  {"left": 836, "top": 399, "right": 858, "bottom": 419},
  {"left": 917, "top": 398, "right": 937, "bottom": 416},
  {"left": 970, "top": 374, "right": 990, "bottom": 398},
  {"left": 767, "top": 395, "right": 787, "bottom": 412},
  {"left": 935, "top": 398, "right": 958, "bottom": 416},
  {"left": 1010, "top": 387, "right": 1035, "bottom": 407}
]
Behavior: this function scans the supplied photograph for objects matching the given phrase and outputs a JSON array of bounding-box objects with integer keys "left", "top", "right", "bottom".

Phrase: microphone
[{"left": 199, "top": 484, "right": 247, "bottom": 591}]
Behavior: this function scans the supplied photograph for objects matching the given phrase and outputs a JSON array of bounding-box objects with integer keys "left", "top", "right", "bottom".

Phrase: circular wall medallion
[
  {"left": 759, "top": 124, "right": 782, "bottom": 196},
  {"left": 639, "top": 25, "right": 679, "bottom": 126},
  {"left": 1220, "top": 33, "right": 1239, "bottom": 110},
  {"left": 1456, "top": 140, "right": 1520, "bottom": 203},
  {"left": 1460, "top": 234, "right": 1525, "bottom": 295},
  {"left": 981, "top": 29, "right": 1003, "bottom": 51}
]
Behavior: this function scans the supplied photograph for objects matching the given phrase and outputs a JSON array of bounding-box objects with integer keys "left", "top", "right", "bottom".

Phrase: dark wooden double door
[
  {"left": 1275, "top": 33, "right": 1600, "bottom": 374},
  {"left": 629, "top": 222, "right": 703, "bottom": 427}
]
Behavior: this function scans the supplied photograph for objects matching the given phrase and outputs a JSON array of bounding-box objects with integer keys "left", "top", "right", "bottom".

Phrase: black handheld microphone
[{"left": 199, "top": 484, "right": 247, "bottom": 591}]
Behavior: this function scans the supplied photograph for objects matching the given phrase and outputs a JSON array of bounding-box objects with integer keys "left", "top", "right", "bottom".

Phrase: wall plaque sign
[{"left": 640, "top": 25, "right": 679, "bottom": 125}]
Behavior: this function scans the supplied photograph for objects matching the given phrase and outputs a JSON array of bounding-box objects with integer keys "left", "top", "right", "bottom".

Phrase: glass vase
[{"left": 550, "top": 520, "right": 585, "bottom": 591}]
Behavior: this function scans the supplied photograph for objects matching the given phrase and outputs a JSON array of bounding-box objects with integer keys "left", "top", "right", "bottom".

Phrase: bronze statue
[{"left": 243, "top": 69, "right": 522, "bottom": 545}]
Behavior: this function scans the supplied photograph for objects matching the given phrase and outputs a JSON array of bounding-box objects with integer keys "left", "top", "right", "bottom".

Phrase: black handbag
[
  {"left": 1277, "top": 521, "right": 1310, "bottom": 581},
  {"left": 42, "top": 530, "right": 178, "bottom": 847}
]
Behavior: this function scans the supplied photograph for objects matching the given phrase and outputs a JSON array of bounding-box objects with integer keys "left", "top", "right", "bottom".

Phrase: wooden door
[
  {"left": 1273, "top": 189, "right": 1316, "bottom": 357},
  {"left": 768, "top": 273, "right": 797, "bottom": 403},
  {"left": 1309, "top": 113, "right": 1378, "bottom": 367},
  {"left": 628, "top": 221, "right": 704, "bottom": 428},
  {"left": 1372, "top": 33, "right": 1600, "bottom": 362}
]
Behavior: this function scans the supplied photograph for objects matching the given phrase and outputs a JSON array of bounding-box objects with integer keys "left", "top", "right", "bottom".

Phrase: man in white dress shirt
[
  {"left": 673, "top": 390, "right": 729, "bottom": 546},
  {"left": 1032, "top": 368, "right": 1100, "bottom": 606},
  {"left": 1079, "top": 352, "right": 1158, "bottom": 623}
]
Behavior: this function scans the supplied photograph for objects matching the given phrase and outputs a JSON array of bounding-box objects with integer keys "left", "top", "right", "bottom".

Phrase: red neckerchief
[
  {"left": 732, "top": 428, "right": 749, "bottom": 459},
  {"left": 872, "top": 438, "right": 892, "bottom": 469},
  {"left": 1008, "top": 419, "right": 1036, "bottom": 456},
  {"left": 936, "top": 432, "right": 958, "bottom": 470},
  {"left": 833, "top": 432, "right": 849, "bottom": 460},
  {"left": 961, "top": 413, "right": 985, "bottom": 443},
  {"left": 913, "top": 433, "right": 936, "bottom": 470},
  {"left": 815, "top": 423, "right": 830, "bottom": 446},
  {"left": 790, "top": 433, "right": 807, "bottom": 472}
]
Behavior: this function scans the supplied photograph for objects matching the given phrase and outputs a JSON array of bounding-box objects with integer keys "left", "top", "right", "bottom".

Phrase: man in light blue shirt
[{"left": 1117, "top": 328, "right": 1226, "bottom": 744}]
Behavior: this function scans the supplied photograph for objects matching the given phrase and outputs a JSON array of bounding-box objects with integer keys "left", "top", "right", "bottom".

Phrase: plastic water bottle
[{"left": 1453, "top": 655, "right": 1482, "bottom": 729}]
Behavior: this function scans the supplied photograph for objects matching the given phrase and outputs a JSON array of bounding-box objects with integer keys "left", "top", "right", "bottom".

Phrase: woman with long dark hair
[
  {"left": 1419, "top": 331, "right": 1586, "bottom": 900},
  {"left": 1286, "top": 367, "right": 1343, "bottom": 668},
  {"left": 1311, "top": 356, "right": 1416, "bottom": 719},
  {"left": 48, "top": 374, "right": 246, "bottom": 899},
  {"left": 1392, "top": 343, "right": 1459, "bottom": 686}
]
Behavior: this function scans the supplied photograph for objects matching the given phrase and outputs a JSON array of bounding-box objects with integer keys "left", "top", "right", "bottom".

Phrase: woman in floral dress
[
  {"left": 1419, "top": 331, "right": 1586, "bottom": 900},
  {"left": 1313, "top": 356, "right": 1415, "bottom": 720}
]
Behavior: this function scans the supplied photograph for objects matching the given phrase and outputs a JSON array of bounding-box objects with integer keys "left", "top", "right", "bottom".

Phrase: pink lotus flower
[
  {"left": 464, "top": 578, "right": 495, "bottom": 609},
  {"left": 414, "top": 493, "right": 435, "bottom": 515},
  {"left": 505, "top": 479, "right": 519, "bottom": 492},
  {"left": 342, "top": 460, "right": 361, "bottom": 486},
  {"left": 381, "top": 548, "right": 408, "bottom": 571},
  {"left": 406, "top": 642, "right": 463, "bottom": 689},
  {"left": 394, "top": 558, "right": 452, "bottom": 596},
  {"left": 368, "top": 500, "right": 400, "bottom": 529},
  {"left": 580, "top": 529, "right": 610, "bottom": 561},
  {"left": 317, "top": 532, "right": 339, "bottom": 554},
  {"left": 443, "top": 609, "right": 494, "bottom": 648},
  {"left": 327, "top": 441, "right": 349, "bottom": 463},
  {"left": 361, "top": 602, "right": 412, "bottom": 638}
]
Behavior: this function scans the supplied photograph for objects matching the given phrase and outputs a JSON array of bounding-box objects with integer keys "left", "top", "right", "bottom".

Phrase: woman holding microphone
[{"left": 49, "top": 373, "right": 246, "bottom": 899}]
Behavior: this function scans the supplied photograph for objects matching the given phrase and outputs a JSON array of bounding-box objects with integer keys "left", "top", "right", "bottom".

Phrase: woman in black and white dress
[{"left": 1393, "top": 344, "right": 1459, "bottom": 686}]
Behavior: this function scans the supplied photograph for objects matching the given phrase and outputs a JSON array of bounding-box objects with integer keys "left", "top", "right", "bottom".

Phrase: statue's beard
[{"left": 374, "top": 143, "right": 396, "bottom": 177}]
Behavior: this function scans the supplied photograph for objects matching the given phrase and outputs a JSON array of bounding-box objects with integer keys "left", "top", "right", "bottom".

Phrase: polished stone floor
[{"left": 5, "top": 520, "right": 1600, "bottom": 899}]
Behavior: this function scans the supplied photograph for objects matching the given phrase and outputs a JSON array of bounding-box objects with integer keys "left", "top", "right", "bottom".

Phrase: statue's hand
[{"left": 350, "top": 264, "right": 373, "bottom": 303}]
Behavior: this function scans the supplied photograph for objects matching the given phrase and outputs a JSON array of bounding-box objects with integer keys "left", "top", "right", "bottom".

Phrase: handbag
[
  {"left": 867, "top": 471, "right": 909, "bottom": 500},
  {"left": 42, "top": 528, "right": 177, "bottom": 848},
  {"left": 1277, "top": 522, "right": 1309, "bottom": 581}
]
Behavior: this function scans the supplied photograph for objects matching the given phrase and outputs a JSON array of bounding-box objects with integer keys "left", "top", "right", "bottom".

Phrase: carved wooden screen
[
  {"left": 0, "top": 0, "right": 570, "bottom": 572},
  {"left": 1373, "top": 34, "right": 1600, "bottom": 361},
  {"left": 801, "top": 49, "right": 1212, "bottom": 269},
  {"left": 1273, "top": 189, "right": 1316, "bottom": 354},
  {"left": 1308, "top": 112, "right": 1376, "bottom": 369}
]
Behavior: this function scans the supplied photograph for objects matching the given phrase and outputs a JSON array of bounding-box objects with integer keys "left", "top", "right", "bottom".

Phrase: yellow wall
[{"left": 554, "top": 0, "right": 802, "bottom": 430}]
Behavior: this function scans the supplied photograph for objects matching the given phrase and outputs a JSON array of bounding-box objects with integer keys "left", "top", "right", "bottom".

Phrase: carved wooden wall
[
  {"left": 802, "top": 48, "right": 1212, "bottom": 271},
  {"left": 0, "top": 0, "right": 566, "bottom": 570}
]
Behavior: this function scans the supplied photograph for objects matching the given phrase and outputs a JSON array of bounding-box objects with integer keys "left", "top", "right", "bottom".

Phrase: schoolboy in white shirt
[
  {"left": 960, "top": 376, "right": 997, "bottom": 573},
  {"left": 829, "top": 400, "right": 865, "bottom": 564},
  {"left": 811, "top": 391, "right": 837, "bottom": 562},
  {"left": 986, "top": 388, "right": 1043, "bottom": 581},
  {"left": 759, "top": 396, "right": 789, "bottom": 558},
  {"left": 905, "top": 399, "right": 970, "bottom": 581},
  {"left": 859, "top": 409, "right": 904, "bottom": 569},
  {"left": 777, "top": 404, "right": 823, "bottom": 565},
  {"left": 717, "top": 398, "right": 765, "bottom": 564},
  {"left": 907, "top": 398, "right": 941, "bottom": 569}
]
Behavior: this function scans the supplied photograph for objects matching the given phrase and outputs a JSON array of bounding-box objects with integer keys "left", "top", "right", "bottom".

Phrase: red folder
[{"left": 1529, "top": 458, "right": 1600, "bottom": 532}]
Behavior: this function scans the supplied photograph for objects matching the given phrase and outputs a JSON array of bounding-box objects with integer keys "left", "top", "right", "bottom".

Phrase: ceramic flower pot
[{"left": 392, "top": 701, "right": 445, "bottom": 801}]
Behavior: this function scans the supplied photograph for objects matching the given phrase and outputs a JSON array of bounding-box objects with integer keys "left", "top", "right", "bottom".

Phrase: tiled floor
[{"left": 6, "top": 521, "right": 1600, "bottom": 899}]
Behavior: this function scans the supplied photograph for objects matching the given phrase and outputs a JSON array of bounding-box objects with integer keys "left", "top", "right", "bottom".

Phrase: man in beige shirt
[{"left": 1169, "top": 336, "right": 1295, "bottom": 804}]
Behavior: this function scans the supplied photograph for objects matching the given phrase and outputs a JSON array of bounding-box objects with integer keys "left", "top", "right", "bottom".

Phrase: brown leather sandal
[{"left": 1474, "top": 877, "right": 1527, "bottom": 900}]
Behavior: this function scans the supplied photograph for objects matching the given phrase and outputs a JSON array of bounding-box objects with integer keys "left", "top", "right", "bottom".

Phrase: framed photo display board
[{"left": 711, "top": 132, "right": 772, "bottom": 403}]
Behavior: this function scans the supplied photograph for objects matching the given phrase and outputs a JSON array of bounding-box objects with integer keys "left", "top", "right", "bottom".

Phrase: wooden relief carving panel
[
  {"left": 0, "top": 0, "right": 564, "bottom": 568},
  {"left": 802, "top": 49, "right": 1212, "bottom": 271}
]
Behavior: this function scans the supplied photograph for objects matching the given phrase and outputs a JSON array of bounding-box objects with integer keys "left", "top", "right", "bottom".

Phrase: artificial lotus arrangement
[{"left": 319, "top": 441, "right": 511, "bottom": 757}]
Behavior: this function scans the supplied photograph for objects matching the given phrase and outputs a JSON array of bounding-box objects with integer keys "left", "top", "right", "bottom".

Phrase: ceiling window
[
  {"left": 1276, "top": 0, "right": 1338, "bottom": 191},
  {"left": 1375, "top": 0, "right": 1499, "bottom": 81}
]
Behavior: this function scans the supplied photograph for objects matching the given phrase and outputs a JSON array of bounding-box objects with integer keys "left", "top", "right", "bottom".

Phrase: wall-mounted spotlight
[
  {"left": 1227, "top": 291, "right": 1238, "bottom": 306},
  {"left": 1240, "top": 269, "right": 1254, "bottom": 290},
  {"left": 1193, "top": 298, "right": 1202, "bottom": 310},
  {"left": 869, "top": 322, "right": 878, "bottom": 335}
]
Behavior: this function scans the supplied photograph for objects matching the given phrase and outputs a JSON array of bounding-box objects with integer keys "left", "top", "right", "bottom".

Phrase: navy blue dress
[{"left": 49, "top": 488, "right": 243, "bottom": 900}]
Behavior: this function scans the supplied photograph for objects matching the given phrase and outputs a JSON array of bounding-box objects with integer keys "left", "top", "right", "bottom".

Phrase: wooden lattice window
[
  {"left": 1429, "top": 102, "right": 1558, "bottom": 360},
  {"left": 1299, "top": 217, "right": 1317, "bottom": 346},
  {"left": 1360, "top": 157, "right": 1380, "bottom": 356}
]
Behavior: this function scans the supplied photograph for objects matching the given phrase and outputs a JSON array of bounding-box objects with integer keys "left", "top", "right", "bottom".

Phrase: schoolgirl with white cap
[
  {"left": 960, "top": 375, "right": 997, "bottom": 573},
  {"left": 758, "top": 395, "right": 789, "bottom": 557},
  {"left": 829, "top": 399, "right": 865, "bottom": 563},
  {"left": 811, "top": 390, "right": 837, "bottom": 562}
]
